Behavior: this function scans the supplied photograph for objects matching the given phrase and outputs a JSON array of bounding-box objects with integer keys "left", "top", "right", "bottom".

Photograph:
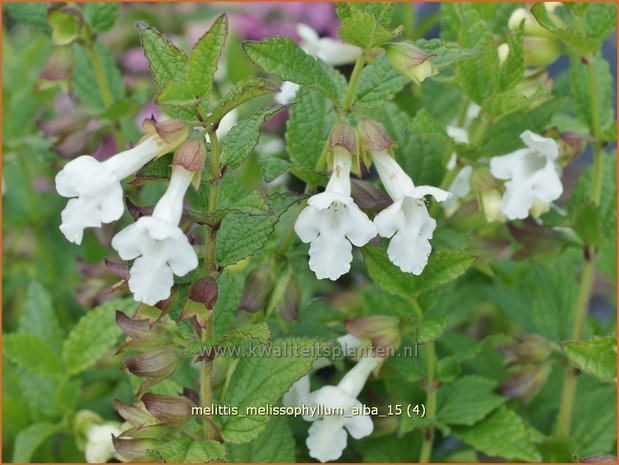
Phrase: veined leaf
[
  {"left": 562, "top": 336, "right": 617, "bottom": 384},
  {"left": 355, "top": 54, "right": 408, "bottom": 108},
  {"left": 340, "top": 10, "right": 401, "bottom": 49},
  {"left": 84, "top": 3, "right": 119, "bottom": 33},
  {"left": 136, "top": 21, "right": 188, "bottom": 88},
  {"left": 208, "top": 77, "right": 278, "bottom": 125}
]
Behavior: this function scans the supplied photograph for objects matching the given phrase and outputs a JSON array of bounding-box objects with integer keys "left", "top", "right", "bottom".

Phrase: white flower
[
  {"left": 215, "top": 108, "right": 238, "bottom": 139},
  {"left": 275, "top": 24, "right": 361, "bottom": 105},
  {"left": 489, "top": 130, "right": 562, "bottom": 220},
  {"left": 111, "top": 165, "right": 198, "bottom": 305},
  {"left": 295, "top": 149, "right": 376, "bottom": 280},
  {"left": 85, "top": 423, "right": 122, "bottom": 463},
  {"left": 283, "top": 374, "right": 311, "bottom": 408},
  {"left": 443, "top": 126, "right": 473, "bottom": 213},
  {"left": 371, "top": 151, "right": 451, "bottom": 275},
  {"left": 305, "top": 356, "right": 380, "bottom": 462},
  {"left": 55, "top": 136, "right": 164, "bottom": 244}
]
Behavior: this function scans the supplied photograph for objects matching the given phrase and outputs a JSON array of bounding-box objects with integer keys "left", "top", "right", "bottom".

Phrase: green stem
[
  {"left": 404, "top": 4, "right": 416, "bottom": 40},
  {"left": 455, "top": 97, "right": 470, "bottom": 128},
  {"left": 201, "top": 129, "right": 222, "bottom": 441},
  {"left": 83, "top": 30, "right": 125, "bottom": 150},
  {"left": 555, "top": 56, "right": 604, "bottom": 437},
  {"left": 343, "top": 54, "right": 366, "bottom": 111},
  {"left": 419, "top": 342, "right": 437, "bottom": 463}
]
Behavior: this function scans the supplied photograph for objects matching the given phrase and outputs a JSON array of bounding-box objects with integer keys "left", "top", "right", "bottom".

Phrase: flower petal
[
  {"left": 501, "top": 180, "right": 536, "bottom": 220},
  {"left": 489, "top": 149, "right": 528, "bottom": 180},
  {"left": 295, "top": 205, "right": 321, "bottom": 243},
  {"left": 97, "top": 182, "right": 125, "bottom": 223},
  {"left": 388, "top": 229, "right": 432, "bottom": 275},
  {"left": 111, "top": 221, "right": 147, "bottom": 261},
  {"left": 343, "top": 203, "right": 377, "bottom": 247},
  {"left": 374, "top": 199, "right": 404, "bottom": 238},
  {"left": 521, "top": 130, "right": 558, "bottom": 161},
  {"left": 165, "top": 234, "right": 198, "bottom": 276},
  {"left": 128, "top": 255, "right": 174, "bottom": 306},
  {"left": 306, "top": 418, "right": 348, "bottom": 463},
  {"left": 410, "top": 185, "right": 453, "bottom": 202},
  {"left": 283, "top": 375, "right": 311, "bottom": 408},
  {"left": 55, "top": 155, "right": 101, "bottom": 197},
  {"left": 308, "top": 191, "right": 351, "bottom": 210},
  {"left": 59, "top": 197, "right": 103, "bottom": 245},
  {"left": 344, "top": 414, "right": 374, "bottom": 440},
  {"left": 308, "top": 233, "right": 353, "bottom": 280},
  {"left": 531, "top": 161, "right": 563, "bottom": 203}
]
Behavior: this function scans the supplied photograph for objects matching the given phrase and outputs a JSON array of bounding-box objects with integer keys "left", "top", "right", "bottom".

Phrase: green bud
[
  {"left": 384, "top": 42, "right": 438, "bottom": 85},
  {"left": 141, "top": 393, "right": 194, "bottom": 426},
  {"left": 358, "top": 118, "right": 393, "bottom": 153},
  {"left": 239, "top": 266, "right": 272, "bottom": 313},
  {"left": 500, "top": 364, "right": 551, "bottom": 403},
  {"left": 345, "top": 316, "right": 401, "bottom": 353},
  {"left": 112, "top": 437, "right": 157, "bottom": 462},
  {"left": 47, "top": 7, "right": 82, "bottom": 46},
  {"left": 523, "top": 36, "right": 561, "bottom": 67},
  {"left": 173, "top": 138, "right": 207, "bottom": 172},
  {"left": 499, "top": 334, "right": 552, "bottom": 367}
]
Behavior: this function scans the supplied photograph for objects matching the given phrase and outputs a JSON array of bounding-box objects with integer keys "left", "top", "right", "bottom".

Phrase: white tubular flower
[
  {"left": 111, "top": 165, "right": 198, "bottom": 305},
  {"left": 305, "top": 356, "right": 380, "bottom": 463},
  {"left": 85, "top": 423, "right": 122, "bottom": 463},
  {"left": 489, "top": 130, "right": 562, "bottom": 220},
  {"left": 294, "top": 148, "right": 376, "bottom": 280},
  {"left": 444, "top": 126, "right": 473, "bottom": 213},
  {"left": 55, "top": 136, "right": 164, "bottom": 244},
  {"left": 274, "top": 24, "right": 360, "bottom": 105},
  {"left": 371, "top": 151, "right": 451, "bottom": 275}
]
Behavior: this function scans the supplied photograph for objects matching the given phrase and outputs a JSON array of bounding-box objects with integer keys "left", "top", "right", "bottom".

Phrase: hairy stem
[
  {"left": 419, "top": 341, "right": 437, "bottom": 463},
  {"left": 343, "top": 54, "right": 366, "bottom": 111},
  {"left": 201, "top": 129, "right": 221, "bottom": 440},
  {"left": 555, "top": 55, "right": 604, "bottom": 436}
]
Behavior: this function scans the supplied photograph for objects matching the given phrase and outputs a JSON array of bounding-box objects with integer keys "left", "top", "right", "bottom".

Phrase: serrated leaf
[
  {"left": 412, "top": 38, "right": 478, "bottom": 70},
  {"left": 572, "top": 383, "right": 616, "bottom": 457},
  {"left": 417, "top": 316, "right": 448, "bottom": 344},
  {"left": 363, "top": 247, "right": 476, "bottom": 299},
  {"left": 193, "top": 191, "right": 272, "bottom": 223},
  {"left": 498, "top": 28, "right": 524, "bottom": 91},
  {"left": 354, "top": 54, "right": 408, "bottom": 108},
  {"left": 437, "top": 376, "right": 506, "bottom": 426},
  {"left": 258, "top": 154, "right": 293, "bottom": 183},
  {"left": 337, "top": 3, "right": 395, "bottom": 28},
  {"left": 72, "top": 42, "right": 124, "bottom": 111},
  {"left": 12, "top": 422, "right": 61, "bottom": 462},
  {"left": 531, "top": 4, "right": 599, "bottom": 54},
  {"left": 562, "top": 336, "right": 616, "bottom": 384},
  {"left": 340, "top": 10, "right": 400, "bottom": 49},
  {"left": 4, "top": 333, "right": 63, "bottom": 376},
  {"left": 187, "top": 14, "right": 227, "bottom": 101},
  {"left": 84, "top": 3, "right": 119, "bottom": 33},
  {"left": 285, "top": 86, "right": 336, "bottom": 170},
  {"left": 4, "top": 3, "right": 51, "bottom": 33},
  {"left": 226, "top": 416, "right": 295, "bottom": 462},
  {"left": 136, "top": 21, "right": 188, "bottom": 88},
  {"left": 220, "top": 105, "right": 285, "bottom": 168},
  {"left": 62, "top": 299, "right": 135, "bottom": 375},
  {"left": 584, "top": 3, "right": 617, "bottom": 41},
  {"left": 570, "top": 55, "right": 615, "bottom": 138},
  {"left": 157, "top": 437, "right": 226, "bottom": 463},
  {"left": 18, "top": 281, "right": 64, "bottom": 352},
  {"left": 221, "top": 338, "right": 331, "bottom": 443},
  {"left": 208, "top": 78, "right": 278, "bottom": 125},
  {"left": 216, "top": 193, "right": 300, "bottom": 267},
  {"left": 482, "top": 91, "right": 539, "bottom": 119},
  {"left": 156, "top": 79, "right": 197, "bottom": 107},
  {"left": 242, "top": 37, "right": 340, "bottom": 102},
  {"left": 214, "top": 323, "right": 271, "bottom": 350},
  {"left": 452, "top": 407, "right": 541, "bottom": 462},
  {"left": 213, "top": 270, "right": 245, "bottom": 340},
  {"left": 48, "top": 8, "right": 81, "bottom": 45}
]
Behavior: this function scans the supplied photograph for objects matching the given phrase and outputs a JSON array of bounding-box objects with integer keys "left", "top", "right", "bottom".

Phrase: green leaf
[
  {"left": 186, "top": 14, "right": 227, "bottom": 101},
  {"left": 570, "top": 55, "right": 615, "bottom": 138},
  {"left": 48, "top": 8, "right": 81, "bottom": 45},
  {"left": 258, "top": 154, "right": 293, "bottom": 183},
  {"left": 4, "top": 3, "right": 51, "bottom": 33},
  {"left": 72, "top": 42, "right": 124, "bottom": 111},
  {"left": 479, "top": 97, "right": 563, "bottom": 156},
  {"left": 437, "top": 376, "right": 506, "bottom": 426},
  {"left": 213, "top": 270, "right": 245, "bottom": 340},
  {"left": 562, "top": 336, "right": 616, "bottom": 384},
  {"left": 157, "top": 438, "right": 226, "bottom": 463},
  {"left": 4, "top": 333, "right": 63, "bottom": 376},
  {"left": 208, "top": 78, "right": 279, "bottom": 125},
  {"left": 220, "top": 105, "right": 286, "bottom": 168},
  {"left": 216, "top": 193, "right": 300, "bottom": 267},
  {"left": 412, "top": 38, "right": 478, "bottom": 70},
  {"left": 531, "top": 4, "right": 598, "bottom": 54},
  {"left": 571, "top": 200, "right": 602, "bottom": 246},
  {"left": 13, "top": 422, "right": 61, "bottom": 462},
  {"left": 417, "top": 316, "right": 448, "bottom": 344},
  {"left": 498, "top": 28, "right": 524, "bottom": 91},
  {"left": 221, "top": 338, "right": 331, "bottom": 443},
  {"left": 136, "top": 21, "right": 188, "bottom": 88},
  {"left": 18, "top": 281, "right": 64, "bottom": 352},
  {"left": 285, "top": 86, "right": 336, "bottom": 170},
  {"left": 584, "top": 3, "right": 617, "bottom": 41},
  {"left": 572, "top": 382, "right": 616, "bottom": 457},
  {"left": 363, "top": 247, "right": 476, "bottom": 300},
  {"left": 84, "top": 3, "right": 119, "bottom": 33},
  {"left": 214, "top": 323, "right": 271, "bottom": 350},
  {"left": 242, "top": 37, "right": 340, "bottom": 102},
  {"left": 452, "top": 407, "right": 542, "bottom": 462},
  {"left": 226, "top": 416, "right": 295, "bottom": 462},
  {"left": 337, "top": 3, "right": 395, "bottom": 28},
  {"left": 340, "top": 10, "right": 401, "bottom": 49},
  {"left": 62, "top": 299, "right": 135, "bottom": 375},
  {"left": 354, "top": 54, "right": 408, "bottom": 108}
]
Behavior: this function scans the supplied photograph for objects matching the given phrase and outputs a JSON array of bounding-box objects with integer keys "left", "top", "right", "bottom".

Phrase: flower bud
[
  {"left": 123, "top": 347, "right": 179, "bottom": 380},
  {"left": 384, "top": 42, "right": 438, "bottom": 85},
  {"left": 114, "top": 399, "right": 157, "bottom": 428},
  {"left": 530, "top": 199, "right": 550, "bottom": 218},
  {"left": 329, "top": 122, "right": 358, "bottom": 155},
  {"left": 508, "top": 6, "right": 562, "bottom": 38},
  {"left": 345, "top": 316, "right": 401, "bottom": 353},
  {"left": 73, "top": 410, "right": 103, "bottom": 451},
  {"left": 116, "top": 311, "right": 168, "bottom": 353},
  {"left": 239, "top": 265, "right": 272, "bottom": 313},
  {"left": 523, "top": 36, "right": 561, "bottom": 67},
  {"left": 189, "top": 276, "right": 218, "bottom": 309},
  {"left": 274, "top": 275, "right": 301, "bottom": 321},
  {"left": 39, "top": 46, "right": 74, "bottom": 87},
  {"left": 515, "top": 68, "right": 551, "bottom": 97},
  {"left": 498, "top": 334, "right": 552, "bottom": 367},
  {"left": 358, "top": 119, "right": 393, "bottom": 152},
  {"left": 47, "top": 6, "right": 82, "bottom": 46},
  {"left": 173, "top": 138, "right": 206, "bottom": 172},
  {"left": 497, "top": 43, "right": 510, "bottom": 65},
  {"left": 142, "top": 118, "right": 189, "bottom": 153},
  {"left": 471, "top": 167, "right": 504, "bottom": 223},
  {"left": 112, "top": 437, "right": 157, "bottom": 462},
  {"left": 560, "top": 131, "right": 586, "bottom": 159},
  {"left": 141, "top": 393, "right": 194, "bottom": 425},
  {"left": 500, "top": 364, "right": 550, "bottom": 402}
]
